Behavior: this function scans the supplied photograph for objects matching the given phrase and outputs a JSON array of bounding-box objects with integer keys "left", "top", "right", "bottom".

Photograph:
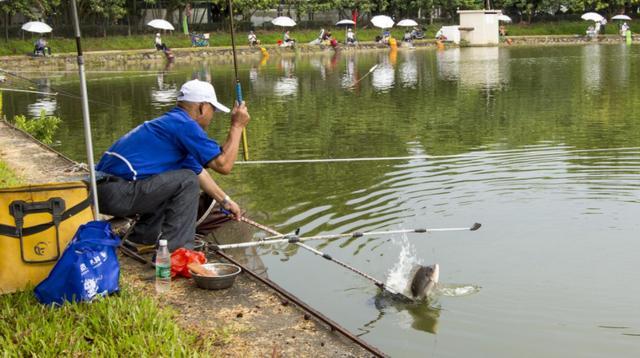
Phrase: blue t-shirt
[{"left": 96, "top": 107, "right": 221, "bottom": 180}]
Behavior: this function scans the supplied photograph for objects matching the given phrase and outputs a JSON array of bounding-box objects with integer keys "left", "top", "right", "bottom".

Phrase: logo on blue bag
[
  {"left": 34, "top": 242, "right": 48, "bottom": 256},
  {"left": 90, "top": 254, "right": 105, "bottom": 267},
  {"left": 83, "top": 277, "right": 99, "bottom": 298}
]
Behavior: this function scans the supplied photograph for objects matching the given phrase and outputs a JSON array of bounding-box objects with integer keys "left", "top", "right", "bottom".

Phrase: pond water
[{"left": 3, "top": 44, "right": 640, "bottom": 357}]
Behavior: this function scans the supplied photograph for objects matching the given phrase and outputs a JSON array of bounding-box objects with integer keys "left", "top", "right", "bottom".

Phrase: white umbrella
[
  {"left": 581, "top": 12, "right": 604, "bottom": 22},
  {"left": 336, "top": 19, "right": 356, "bottom": 26},
  {"left": 21, "top": 21, "right": 52, "bottom": 34},
  {"left": 371, "top": 15, "right": 394, "bottom": 29},
  {"left": 336, "top": 19, "right": 356, "bottom": 43},
  {"left": 147, "top": 19, "right": 175, "bottom": 31},
  {"left": 271, "top": 16, "right": 296, "bottom": 27},
  {"left": 396, "top": 19, "right": 418, "bottom": 27},
  {"left": 612, "top": 15, "right": 632, "bottom": 21},
  {"left": 498, "top": 14, "right": 512, "bottom": 23}
]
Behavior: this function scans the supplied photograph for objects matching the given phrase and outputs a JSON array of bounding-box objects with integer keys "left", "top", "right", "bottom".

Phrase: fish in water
[
  {"left": 370, "top": 263, "right": 442, "bottom": 334},
  {"left": 408, "top": 264, "right": 440, "bottom": 300}
]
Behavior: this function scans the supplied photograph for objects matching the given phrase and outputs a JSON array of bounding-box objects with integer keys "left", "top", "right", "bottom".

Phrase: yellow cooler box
[{"left": 0, "top": 182, "right": 94, "bottom": 293}]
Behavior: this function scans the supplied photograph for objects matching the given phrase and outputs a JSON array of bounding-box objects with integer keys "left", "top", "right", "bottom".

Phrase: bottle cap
[{"left": 159, "top": 239, "right": 168, "bottom": 246}]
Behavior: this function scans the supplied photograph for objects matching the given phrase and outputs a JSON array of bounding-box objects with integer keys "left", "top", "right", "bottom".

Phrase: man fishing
[{"left": 95, "top": 79, "right": 250, "bottom": 252}]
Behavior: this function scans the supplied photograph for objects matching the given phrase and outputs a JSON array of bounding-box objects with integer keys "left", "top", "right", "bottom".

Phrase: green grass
[
  {"left": 0, "top": 28, "right": 428, "bottom": 56},
  {"left": 0, "top": 20, "right": 630, "bottom": 56},
  {"left": 0, "top": 284, "right": 223, "bottom": 356},
  {"left": 504, "top": 20, "right": 625, "bottom": 36},
  {"left": 0, "top": 160, "right": 22, "bottom": 188},
  {"left": 1, "top": 30, "right": 396, "bottom": 56}
]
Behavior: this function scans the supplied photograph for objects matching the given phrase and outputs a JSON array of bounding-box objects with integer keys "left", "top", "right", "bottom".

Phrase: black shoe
[{"left": 122, "top": 239, "right": 156, "bottom": 254}]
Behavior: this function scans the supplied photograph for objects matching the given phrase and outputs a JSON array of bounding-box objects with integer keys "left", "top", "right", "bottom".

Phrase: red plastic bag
[{"left": 170, "top": 248, "right": 206, "bottom": 278}]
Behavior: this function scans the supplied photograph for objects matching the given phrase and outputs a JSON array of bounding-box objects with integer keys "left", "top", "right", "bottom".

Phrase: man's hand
[
  {"left": 222, "top": 198, "right": 242, "bottom": 221},
  {"left": 208, "top": 102, "right": 250, "bottom": 175},
  {"left": 231, "top": 101, "right": 250, "bottom": 129}
]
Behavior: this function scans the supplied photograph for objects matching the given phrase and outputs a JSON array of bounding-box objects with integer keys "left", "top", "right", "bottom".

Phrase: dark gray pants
[{"left": 97, "top": 169, "right": 199, "bottom": 252}]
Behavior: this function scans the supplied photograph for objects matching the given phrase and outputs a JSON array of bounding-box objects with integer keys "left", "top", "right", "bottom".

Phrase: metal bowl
[{"left": 191, "top": 263, "right": 241, "bottom": 290}]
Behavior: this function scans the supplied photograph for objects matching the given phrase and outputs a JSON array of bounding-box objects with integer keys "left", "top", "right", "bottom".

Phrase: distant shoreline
[{"left": 0, "top": 35, "right": 632, "bottom": 71}]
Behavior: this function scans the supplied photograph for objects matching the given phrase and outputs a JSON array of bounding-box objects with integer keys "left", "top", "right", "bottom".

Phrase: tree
[
  {"left": 89, "top": 0, "right": 127, "bottom": 37},
  {"left": 232, "top": 0, "right": 278, "bottom": 21}
]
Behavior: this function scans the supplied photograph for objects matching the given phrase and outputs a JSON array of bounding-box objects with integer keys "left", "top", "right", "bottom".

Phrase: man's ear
[{"left": 199, "top": 103, "right": 204, "bottom": 115}]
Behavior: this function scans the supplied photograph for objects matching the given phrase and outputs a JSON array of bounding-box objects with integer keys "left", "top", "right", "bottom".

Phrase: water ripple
[{"left": 276, "top": 145, "right": 640, "bottom": 250}]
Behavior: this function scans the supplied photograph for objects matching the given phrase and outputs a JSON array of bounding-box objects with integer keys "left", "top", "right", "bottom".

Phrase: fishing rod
[
  {"left": 0, "top": 68, "right": 129, "bottom": 110},
  {"left": 351, "top": 64, "right": 378, "bottom": 87},
  {"left": 227, "top": 0, "right": 249, "bottom": 161},
  {"left": 232, "top": 216, "right": 413, "bottom": 300},
  {"left": 234, "top": 154, "right": 432, "bottom": 165},
  {"left": 210, "top": 223, "right": 482, "bottom": 250},
  {"left": 0, "top": 88, "right": 58, "bottom": 96}
]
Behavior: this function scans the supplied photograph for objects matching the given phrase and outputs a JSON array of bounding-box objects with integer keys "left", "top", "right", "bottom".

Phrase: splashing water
[
  {"left": 385, "top": 233, "right": 422, "bottom": 296},
  {"left": 437, "top": 284, "right": 482, "bottom": 297},
  {"left": 383, "top": 233, "right": 482, "bottom": 298}
]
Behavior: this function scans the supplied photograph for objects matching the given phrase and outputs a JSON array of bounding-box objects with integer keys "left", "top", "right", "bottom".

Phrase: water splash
[
  {"left": 385, "top": 233, "right": 422, "bottom": 295},
  {"left": 384, "top": 235, "right": 482, "bottom": 298},
  {"left": 437, "top": 283, "right": 481, "bottom": 297}
]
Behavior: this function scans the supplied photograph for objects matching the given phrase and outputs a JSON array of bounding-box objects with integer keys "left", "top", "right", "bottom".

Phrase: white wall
[{"left": 458, "top": 10, "right": 500, "bottom": 46}]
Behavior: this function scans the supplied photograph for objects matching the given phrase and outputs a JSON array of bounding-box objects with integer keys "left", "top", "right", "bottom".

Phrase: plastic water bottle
[{"left": 155, "top": 239, "right": 171, "bottom": 293}]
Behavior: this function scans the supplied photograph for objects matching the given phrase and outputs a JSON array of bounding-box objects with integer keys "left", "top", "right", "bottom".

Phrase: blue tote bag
[{"left": 34, "top": 220, "right": 121, "bottom": 305}]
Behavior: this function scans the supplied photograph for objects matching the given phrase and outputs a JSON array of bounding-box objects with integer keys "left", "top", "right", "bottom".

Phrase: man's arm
[
  {"left": 197, "top": 169, "right": 242, "bottom": 220},
  {"left": 208, "top": 101, "right": 250, "bottom": 175}
]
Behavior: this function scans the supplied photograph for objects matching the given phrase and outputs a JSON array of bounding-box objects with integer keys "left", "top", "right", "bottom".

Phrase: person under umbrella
[
  {"left": 346, "top": 28, "right": 357, "bottom": 45},
  {"left": 403, "top": 29, "right": 413, "bottom": 43},
  {"left": 283, "top": 30, "right": 295, "bottom": 47},
  {"left": 154, "top": 33, "right": 174, "bottom": 60},
  {"left": 620, "top": 22, "right": 630, "bottom": 37},
  {"left": 34, "top": 37, "right": 51, "bottom": 56},
  {"left": 155, "top": 33, "right": 167, "bottom": 51}
]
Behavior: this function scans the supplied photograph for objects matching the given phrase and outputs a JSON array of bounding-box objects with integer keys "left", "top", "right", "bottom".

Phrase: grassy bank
[
  {"left": 0, "top": 160, "right": 22, "bottom": 187},
  {"left": 0, "top": 162, "right": 232, "bottom": 356},
  {"left": 504, "top": 20, "right": 625, "bottom": 36},
  {"left": 0, "top": 20, "right": 627, "bottom": 56},
  {"left": 0, "top": 284, "right": 226, "bottom": 356}
]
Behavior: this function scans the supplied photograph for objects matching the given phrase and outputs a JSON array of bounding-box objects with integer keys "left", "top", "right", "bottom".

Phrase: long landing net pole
[
  {"left": 238, "top": 216, "right": 410, "bottom": 299},
  {"left": 70, "top": 0, "right": 99, "bottom": 218},
  {"left": 214, "top": 249, "right": 387, "bottom": 357}
]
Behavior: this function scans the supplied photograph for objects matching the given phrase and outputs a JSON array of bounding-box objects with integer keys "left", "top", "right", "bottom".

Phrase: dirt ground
[
  {"left": 0, "top": 119, "right": 378, "bottom": 357},
  {"left": 120, "top": 237, "right": 371, "bottom": 357}
]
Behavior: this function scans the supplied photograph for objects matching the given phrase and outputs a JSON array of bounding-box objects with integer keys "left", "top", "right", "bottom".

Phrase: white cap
[
  {"left": 177, "top": 79, "right": 230, "bottom": 113},
  {"left": 159, "top": 239, "right": 167, "bottom": 246},
  {"left": 156, "top": 33, "right": 160, "bottom": 36}
]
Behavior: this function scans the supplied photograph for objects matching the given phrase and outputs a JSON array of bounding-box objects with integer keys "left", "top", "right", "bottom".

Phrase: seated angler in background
[
  {"left": 34, "top": 37, "right": 51, "bottom": 56},
  {"left": 248, "top": 30, "right": 260, "bottom": 46},
  {"left": 346, "top": 28, "right": 357, "bottom": 45},
  {"left": 283, "top": 30, "right": 296, "bottom": 46}
]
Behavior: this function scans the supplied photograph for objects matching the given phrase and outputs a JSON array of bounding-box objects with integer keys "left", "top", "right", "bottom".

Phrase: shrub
[{"left": 13, "top": 110, "right": 62, "bottom": 145}]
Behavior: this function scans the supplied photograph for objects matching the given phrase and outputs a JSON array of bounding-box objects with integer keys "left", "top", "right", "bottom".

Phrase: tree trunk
[{"left": 4, "top": 12, "right": 8, "bottom": 42}]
